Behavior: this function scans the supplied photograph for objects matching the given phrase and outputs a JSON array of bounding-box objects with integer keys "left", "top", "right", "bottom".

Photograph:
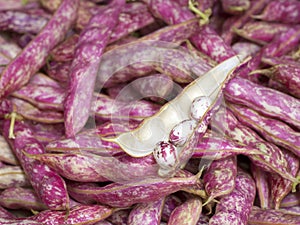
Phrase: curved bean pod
[{"left": 0, "top": 165, "right": 29, "bottom": 189}]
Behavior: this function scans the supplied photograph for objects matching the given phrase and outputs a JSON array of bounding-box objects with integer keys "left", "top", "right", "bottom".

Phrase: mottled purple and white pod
[
  {"left": 250, "top": 164, "right": 271, "bottom": 209},
  {"left": 268, "top": 150, "right": 299, "bottom": 209},
  {"left": 12, "top": 83, "right": 66, "bottom": 111},
  {"left": 44, "top": 60, "right": 71, "bottom": 85},
  {"left": 0, "top": 0, "right": 79, "bottom": 98},
  {"left": 225, "top": 77, "right": 300, "bottom": 130},
  {"left": 190, "top": 96, "right": 211, "bottom": 121},
  {"left": 29, "top": 73, "right": 61, "bottom": 89},
  {"left": 50, "top": 34, "right": 79, "bottom": 62},
  {"left": 0, "top": 205, "right": 15, "bottom": 219},
  {"left": 3, "top": 120, "right": 69, "bottom": 210},
  {"left": 169, "top": 119, "right": 196, "bottom": 146},
  {"left": 248, "top": 206, "right": 300, "bottom": 225},
  {"left": 161, "top": 194, "right": 182, "bottom": 221},
  {"left": 0, "top": 10, "right": 48, "bottom": 34},
  {"left": 11, "top": 97, "right": 64, "bottom": 124},
  {"left": 203, "top": 156, "right": 237, "bottom": 205},
  {"left": 234, "top": 21, "right": 292, "bottom": 45},
  {"left": 0, "top": 165, "right": 29, "bottom": 189},
  {"left": 168, "top": 197, "right": 202, "bottom": 225},
  {"left": 32, "top": 204, "right": 114, "bottom": 225},
  {"left": 253, "top": 0, "right": 300, "bottom": 24},
  {"left": 0, "top": 187, "right": 47, "bottom": 211},
  {"left": 127, "top": 198, "right": 165, "bottom": 225},
  {"left": 281, "top": 192, "right": 300, "bottom": 208},
  {"left": 64, "top": 0, "right": 125, "bottom": 138},
  {"left": 221, "top": 0, "right": 271, "bottom": 44},
  {"left": 213, "top": 106, "right": 298, "bottom": 185},
  {"left": 229, "top": 104, "right": 300, "bottom": 157},
  {"left": 67, "top": 170, "right": 201, "bottom": 207},
  {"left": 154, "top": 141, "right": 179, "bottom": 170},
  {"left": 209, "top": 169, "right": 256, "bottom": 225}
]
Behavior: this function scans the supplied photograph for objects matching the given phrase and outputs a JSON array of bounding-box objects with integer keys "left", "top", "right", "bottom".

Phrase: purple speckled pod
[
  {"left": 64, "top": 0, "right": 125, "bottom": 138},
  {"left": 3, "top": 120, "right": 69, "bottom": 210},
  {"left": 256, "top": 64, "right": 300, "bottom": 99},
  {"left": 221, "top": 0, "right": 250, "bottom": 15},
  {"left": 0, "top": 10, "right": 48, "bottom": 34},
  {"left": 0, "top": 217, "right": 42, "bottom": 225},
  {"left": 11, "top": 97, "right": 64, "bottom": 124},
  {"left": 250, "top": 164, "right": 271, "bottom": 209},
  {"left": 203, "top": 156, "right": 237, "bottom": 205},
  {"left": 161, "top": 194, "right": 182, "bottom": 222},
  {"left": 209, "top": 169, "right": 256, "bottom": 225},
  {"left": 67, "top": 170, "right": 202, "bottom": 207},
  {"left": 0, "top": 205, "right": 15, "bottom": 219},
  {"left": 192, "top": 130, "right": 262, "bottom": 160},
  {"left": 248, "top": 206, "right": 300, "bottom": 225},
  {"left": 228, "top": 104, "right": 300, "bottom": 157},
  {"left": 268, "top": 150, "right": 299, "bottom": 209},
  {"left": 0, "top": 165, "right": 29, "bottom": 189},
  {"left": 0, "top": 36, "right": 21, "bottom": 59},
  {"left": 12, "top": 83, "right": 66, "bottom": 111},
  {"left": 0, "top": 187, "right": 47, "bottom": 211},
  {"left": 127, "top": 197, "right": 165, "bottom": 225},
  {"left": 0, "top": 0, "right": 79, "bottom": 98},
  {"left": 50, "top": 34, "right": 79, "bottom": 62},
  {"left": 221, "top": 0, "right": 271, "bottom": 44},
  {"left": 30, "top": 152, "right": 159, "bottom": 183},
  {"left": 234, "top": 21, "right": 292, "bottom": 45},
  {"left": 253, "top": 0, "right": 300, "bottom": 24},
  {"left": 29, "top": 73, "right": 62, "bottom": 89},
  {"left": 168, "top": 196, "right": 202, "bottom": 225},
  {"left": 225, "top": 77, "right": 300, "bottom": 130},
  {"left": 40, "top": 0, "right": 61, "bottom": 12},
  {"left": 109, "top": 2, "right": 155, "bottom": 44},
  {"left": 213, "top": 106, "right": 299, "bottom": 185},
  {"left": 281, "top": 192, "right": 300, "bottom": 208},
  {"left": 0, "top": 135, "right": 18, "bottom": 165},
  {"left": 279, "top": 206, "right": 300, "bottom": 216},
  {"left": 32, "top": 204, "right": 114, "bottom": 225}
]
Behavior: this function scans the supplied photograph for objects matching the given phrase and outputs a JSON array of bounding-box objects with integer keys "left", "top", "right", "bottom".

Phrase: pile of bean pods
[{"left": 0, "top": 0, "right": 299, "bottom": 224}]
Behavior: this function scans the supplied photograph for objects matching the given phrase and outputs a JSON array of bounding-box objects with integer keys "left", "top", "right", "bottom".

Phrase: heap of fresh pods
[{"left": 0, "top": 0, "right": 299, "bottom": 224}]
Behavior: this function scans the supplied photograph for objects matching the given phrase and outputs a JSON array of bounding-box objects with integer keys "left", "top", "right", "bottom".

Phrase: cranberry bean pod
[
  {"left": 44, "top": 61, "right": 70, "bottom": 85},
  {"left": 168, "top": 196, "right": 202, "bottom": 225},
  {"left": 161, "top": 194, "right": 182, "bottom": 222},
  {"left": 32, "top": 204, "right": 114, "bottom": 225},
  {"left": 281, "top": 192, "right": 300, "bottom": 208},
  {"left": 3, "top": 120, "right": 69, "bottom": 210},
  {"left": 209, "top": 169, "right": 256, "bottom": 225},
  {"left": 228, "top": 104, "right": 300, "bottom": 157},
  {"left": 213, "top": 106, "right": 299, "bottom": 185},
  {"left": 253, "top": 0, "right": 300, "bottom": 24},
  {"left": 232, "top": 41, "right": 260, "bottom": 59},
  {"left": 107, "top": 209, "right": 131, "bottom": 225},
  {"left": 67, "top": 170, "right": 202, "bottom": 207},
  {"left": 29, "top": 152, "right": 159, "bottom": 183},
  {"left": 0, "top": 205, "right": 15, "bottom": 219},
  {"left": 0, "top": 217, "right": 43, "bottom": 225},
  {"left": 0, "top": 187, "right": 47, "bottom": 211},
  {"left": 203, "top": 156, "right": 237, "bottom": 205},
  {"left": 29, "top": 73, "right": 61, "bottom": 89},
  {"left": 64, "top": 0, "right": 125, "bottom": 138},
  {"left": 0, "top": 10, "right": 48, "bottom": 34},
  {"left": 268, "top": 150, "right": 299, "bottom": 209},
  {"left": 225, "top": 77, "right": 300, "bottom": 130},
  {"left": 0, "top": 0, "right": 79, "bottom": 98},
  {"left": 12, "top": 84, "right": 66, "bottom": 111},
  {"left": 234, "top": 21, "right": 292, "bottom": 45},
  {"left": 127, "top": 198, "right": 165, "bottom": 225},
  {"left": 11, "top": 98, "right": 64, "bottom": 124},
  {"left": 248, "top": 206, "right": 300, "bottom": 225}
]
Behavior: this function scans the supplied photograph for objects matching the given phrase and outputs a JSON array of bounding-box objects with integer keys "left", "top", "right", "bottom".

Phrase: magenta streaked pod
[
  {"left": 190, "top": 96, "right": 212, "bottom": 121},
  {"left": 169, "top": 119, "right": 196, "bottom": 146},
  {"left": 153, "top": 141, "right": 179, "bottom": 170}
]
